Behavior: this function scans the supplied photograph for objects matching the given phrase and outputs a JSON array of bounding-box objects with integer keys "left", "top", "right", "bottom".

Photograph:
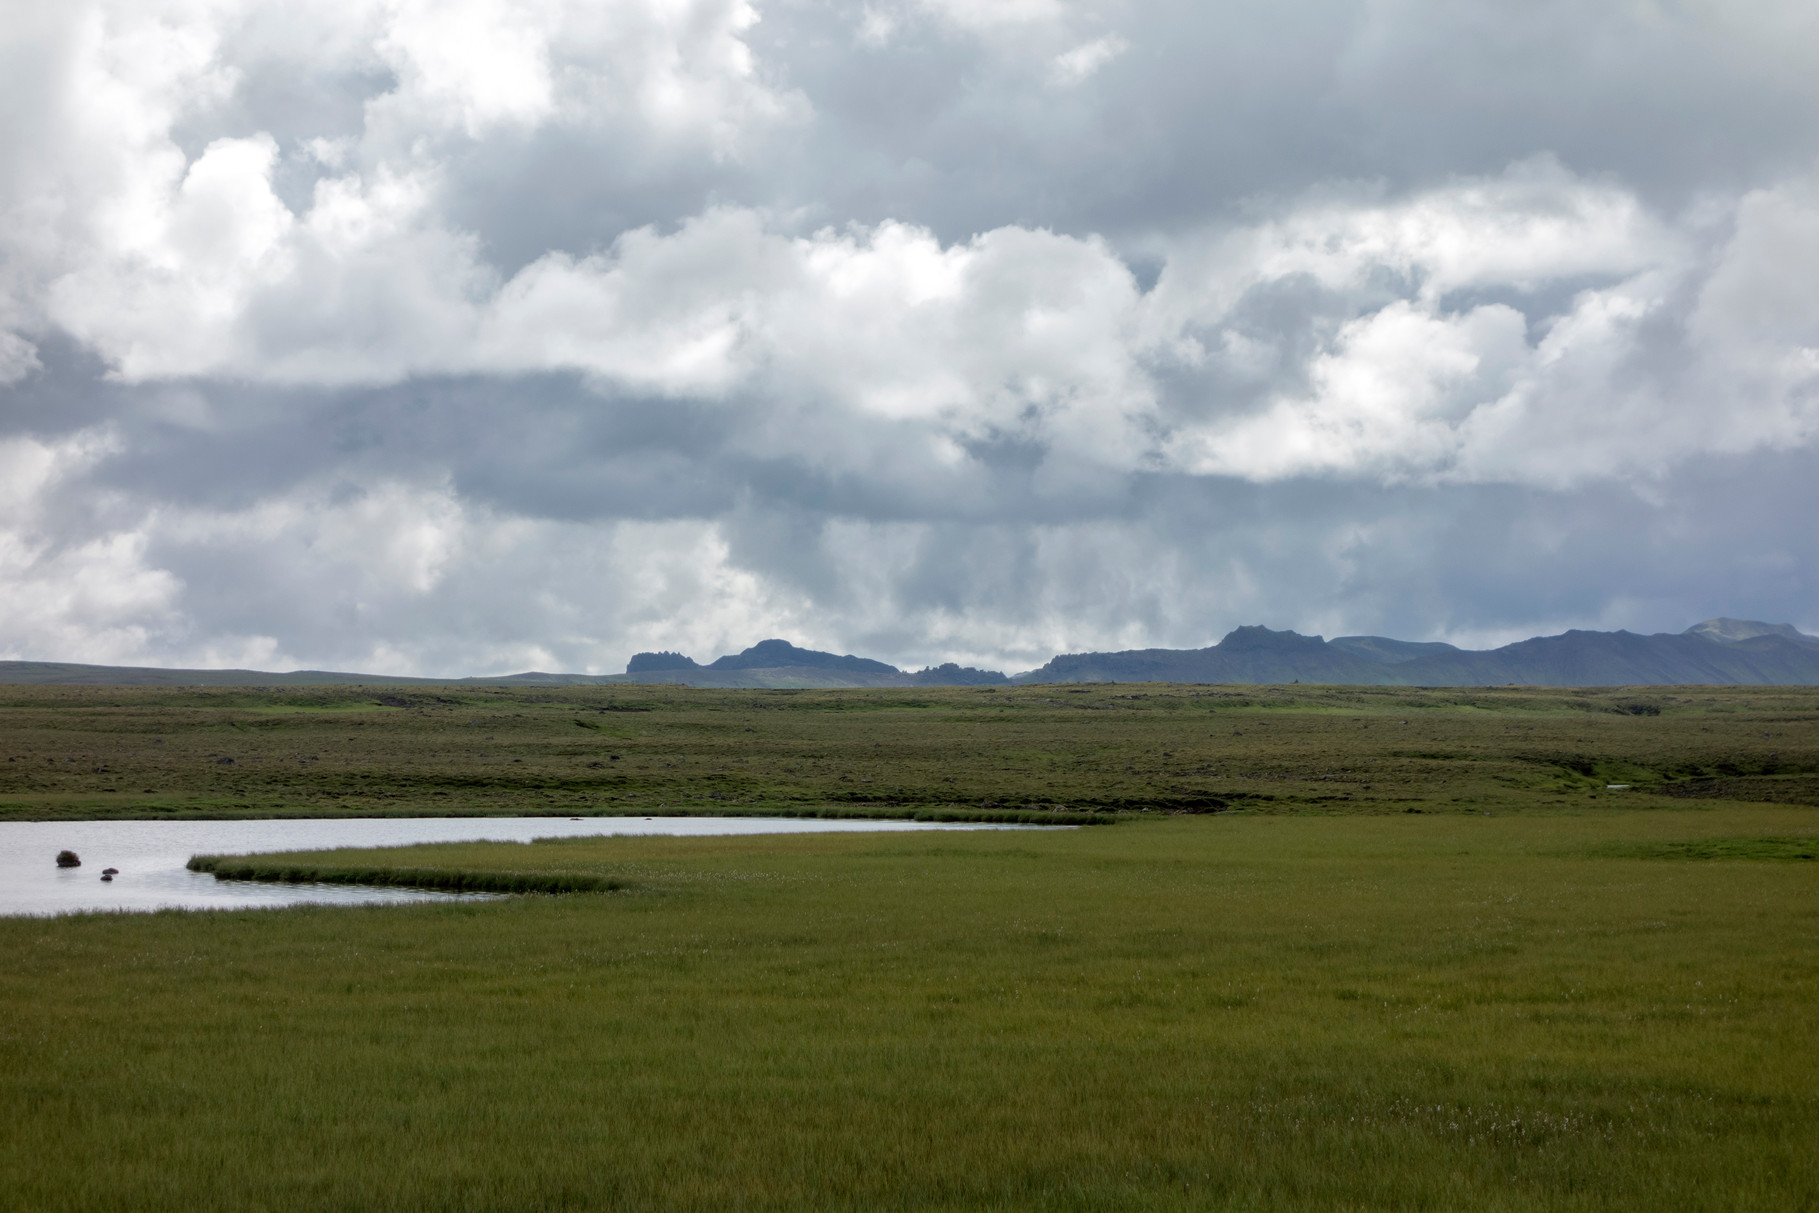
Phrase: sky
[{"left": 2, "top": 0, "right": 1817, "bottom": 676}]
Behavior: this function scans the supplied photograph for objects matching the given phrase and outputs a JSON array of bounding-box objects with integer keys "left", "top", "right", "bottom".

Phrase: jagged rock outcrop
[
  {"left": 626, "top": 651, "right": 700, "bottom": 672},
  {"left": 909, "top": 663, "right": 1010, "bottom": 686}
]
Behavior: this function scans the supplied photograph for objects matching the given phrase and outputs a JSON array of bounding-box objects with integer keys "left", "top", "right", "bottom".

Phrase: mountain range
[
  {"left": 3, "top": 619, "right": 1817, "bottom": 689},
  {"left": 1012, "top": 619, "right": 1819, "bottom": 687}
]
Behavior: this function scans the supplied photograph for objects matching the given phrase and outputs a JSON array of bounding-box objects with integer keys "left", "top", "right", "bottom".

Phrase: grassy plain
[
  {"left": 2, "top": 683, "right": 1817, "bottom": 1209},
  {"left": 2, "top": 681, "right": 1817, "bottom": 821},
  {"left": 3, "top": 810, "right": 1817, "bottom": 1210}
]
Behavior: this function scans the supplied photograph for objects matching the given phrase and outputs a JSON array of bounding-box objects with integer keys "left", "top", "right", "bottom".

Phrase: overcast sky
[{"left": 2, "top": 0, "right": 1817, "bottom": 675}]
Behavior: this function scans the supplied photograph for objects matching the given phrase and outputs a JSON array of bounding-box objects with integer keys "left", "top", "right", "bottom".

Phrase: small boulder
[
  {"left": 102, "top": 867, "right": 119, "bottom": 875},
  {"left": 55, "top": 850, "right": 81, "bottom": 868},
  {"left": 100, "top": 874, "right": 113, "bottom": 882}
]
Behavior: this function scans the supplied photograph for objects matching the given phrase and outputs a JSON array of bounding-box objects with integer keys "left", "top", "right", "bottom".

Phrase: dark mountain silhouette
[
  {"left": 6, "top": 619, "right": 1816, "bottom": 688},
  {"left": 908, "top": 663, "right": 1011, "bottom": 686},
  {"left": 625, "top": 651, "right": 698, "bottom": 672},
  {"left": 1327, "top": 635, "right": 1462, "bottom": 663},
  {"left": 1016, "top": 626, "right": 1382, "bottom": 685},
  {"left": 707, "top": 639, "right": 897, "bottom": 674},
  {"left": 1013, "top": 620, "right": 1819, "bottom": 686},
  {"left": 620, "top": 640, "right": 1008, "bottom": 686}
]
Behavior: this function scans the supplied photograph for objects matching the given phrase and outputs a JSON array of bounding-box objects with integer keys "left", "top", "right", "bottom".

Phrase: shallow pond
[{"left": 1, "top": 816, "right": 1048, "bottom": 916}]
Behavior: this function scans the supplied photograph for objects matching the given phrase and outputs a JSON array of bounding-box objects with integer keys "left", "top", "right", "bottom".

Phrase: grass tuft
[{"left": 186, "top": 854, "right": 625, "bottom": 894}]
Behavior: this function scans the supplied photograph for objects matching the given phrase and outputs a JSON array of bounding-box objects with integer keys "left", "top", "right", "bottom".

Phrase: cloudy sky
[{"left": 2, "top": 0, "right": 1817, "bottom": 675}]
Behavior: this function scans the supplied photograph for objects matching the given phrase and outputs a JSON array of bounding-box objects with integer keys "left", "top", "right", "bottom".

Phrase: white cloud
[
  {"left": 364, "top": 0, "right": 797, "bottom": 149},
  {"left": 30, "top": 146, "right": 1819, "bottom": 493},
  {"left": 1178, "top": 300, "right": 1531, "bottom": 480},
  {"left": 0, "top": 430, "right": 182, "bottom": 665},
  {"left": 1154, "top": 165, "right": 1819, "bottom": 486},
  {"left": 855, "top": 7, "right": 897, "bottom": 47},
  {"left": 1150, "top": 158, "right": 1673, "bottom": 323},
  {"left": 13, "top": 4, "right": 1812, "bottom": 497},
  {"left": 1051, "top": 34, "right": 1125, "bottom": 85},
  {"left": 916, "top": 0, "right": 1067, "bottom": 33},
  {"left": 1690, "top": 182, "right": 1819, "bottom": 417},
  {"left": 49, "top": 133, "right": 299, "bottom": 377},
  {"left": 376, "top": 0, "right": 557, "bottom": 136},
  {"left": 2, "top": 0, "right": 798, "bottom": 367}
]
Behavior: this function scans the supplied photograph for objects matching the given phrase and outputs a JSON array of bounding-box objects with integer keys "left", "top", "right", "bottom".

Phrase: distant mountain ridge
[
  {"left": 5, "top": 619, "right": 1817, "bottom": 688},
  {"left": 1012, "top": 619, "right": 1819, "bottom": 687},
  {"left": 622, "top": 640, "right": 1009, "bottom": 686}
]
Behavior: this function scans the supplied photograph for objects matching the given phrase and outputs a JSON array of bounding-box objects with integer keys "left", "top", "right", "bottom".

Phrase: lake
[{"left": 1, "top": 816, "right": 1052, "bottom": 916}]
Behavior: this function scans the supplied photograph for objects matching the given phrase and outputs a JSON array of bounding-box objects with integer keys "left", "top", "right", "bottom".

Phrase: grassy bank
[
  {"left": 2, "top": 681, "right": 1816, "bottom": 822},
  {"left": 4, "top": 807, "right": 1816, "bottom": 1211},
  {"left": 185, "top": 853, "right": 626, "bottom": 894}
]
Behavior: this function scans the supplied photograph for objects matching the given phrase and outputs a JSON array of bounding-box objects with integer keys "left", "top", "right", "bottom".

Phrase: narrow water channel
[{"left": 1, "top": 816, "right": 1052, "bottom": 916}]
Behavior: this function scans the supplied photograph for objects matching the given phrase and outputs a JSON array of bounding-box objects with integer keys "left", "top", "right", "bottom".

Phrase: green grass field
[
  {"left": 3, "top": 681, "right": 1816, "bottom": 820},
  {"left": 2, "top": 683, "right": 1816, "bottom": 1209}
]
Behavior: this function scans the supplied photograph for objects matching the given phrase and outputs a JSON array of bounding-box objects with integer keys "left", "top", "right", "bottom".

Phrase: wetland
[{"left": 1, "top": 681, "right": 1814, "bottom": 1210}]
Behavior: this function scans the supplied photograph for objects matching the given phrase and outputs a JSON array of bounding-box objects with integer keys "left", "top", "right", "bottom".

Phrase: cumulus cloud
[
  {"left": 37, "top": 153, "right": 1813, "bottom": 490},
  {"left": 0, "top": 429, "right": 182, "bottom": 663},
  {"left": 2, "top": 0, "right": 1818, "bottom": 671}
]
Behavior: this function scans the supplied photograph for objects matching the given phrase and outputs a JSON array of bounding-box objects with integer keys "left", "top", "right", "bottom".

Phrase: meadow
[
  {"left": 2, "top": 683, "right": 1816, "bottom": 1210},
  {"left": 2, "top": 680, "right": 1816, "bottom": 821}
]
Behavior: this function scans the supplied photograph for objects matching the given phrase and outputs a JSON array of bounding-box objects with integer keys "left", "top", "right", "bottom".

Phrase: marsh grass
[
  {"left": 3, "top": 681, "right": 1817, "bottom": 822},
  {"left": 3, "top": 808, "right": 1817, "bottom": 1211},
  {"left": 185, "top": 853, "right": 627, "bottom": 894},
  {"left": 1588, "top": 834, "right": 1819, "bottom": 861}
]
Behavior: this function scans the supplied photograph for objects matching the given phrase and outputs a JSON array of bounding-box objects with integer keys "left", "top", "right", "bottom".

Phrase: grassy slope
[
  {"left": 2, "top": 682, "right": 1817, "bottom": 821},
  {"left": 4, "top": 809, "right": 1817, "bottom": 1211}
]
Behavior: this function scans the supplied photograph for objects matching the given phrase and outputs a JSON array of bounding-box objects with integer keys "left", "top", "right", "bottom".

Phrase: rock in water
[
  {"left": 102, "top": 867, "right": 119, "bottom": 875},
  {"left": 100, "top": 874, "right": 113, "bottom": 882},
  {"left": 55, "top": 850, "right": 81, "bottom": 868}
]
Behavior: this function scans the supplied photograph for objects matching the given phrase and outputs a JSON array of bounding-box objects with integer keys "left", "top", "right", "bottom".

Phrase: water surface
[{"left": 1, "top": 816, "right": 1043, "bottom": 916}]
